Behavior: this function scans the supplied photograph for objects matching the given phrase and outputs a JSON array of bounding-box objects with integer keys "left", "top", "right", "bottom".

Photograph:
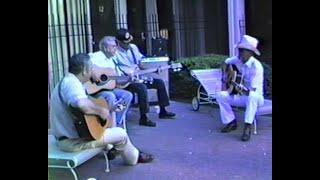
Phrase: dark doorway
[
  {"left": 156, "top": 0, "right": 173, "bottom": 58},
  {"left": 90, "top": 0, "right": 117, "bottom": 51},
  {"left": 203, "top": 0, "right": 229, "bottom": 55},
  {"left": 245, "top": 0, "right": 272, "bottom": 65},
  {"left": 127, "top": 0, "right": 146, "bottom": 54}
]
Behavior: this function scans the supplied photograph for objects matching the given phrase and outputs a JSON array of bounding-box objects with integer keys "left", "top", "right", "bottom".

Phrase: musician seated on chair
[
  {"left": 114, "top": 28, "right": 175, "bottom": 127},
  {"left": 49, "top": 53, "right": 154, "bottom": 165},
  {"left": 217, "top": 35, "right": 264, "bottom": 142},
  {"left": 88, "top": 36, "right": 133, "bottom": 127}
]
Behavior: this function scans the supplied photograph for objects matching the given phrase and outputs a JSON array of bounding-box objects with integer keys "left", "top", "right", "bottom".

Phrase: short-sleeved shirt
[
  {"left": 49, "top": 73, "right": 88, "bottom": 139},
  {"left": 225, "top": 56, "right": 264, "bottom": 96},
  {"left": 89, "top": 51, "right": 123, "bottom": 76},
  {"left": 116, "top": 43, "right": 144, "bottom": 67}
]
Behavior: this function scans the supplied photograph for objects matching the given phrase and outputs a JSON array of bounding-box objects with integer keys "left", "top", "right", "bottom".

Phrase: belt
[{"left": 58, "top": 136, "right": 68, "bottom": 141}]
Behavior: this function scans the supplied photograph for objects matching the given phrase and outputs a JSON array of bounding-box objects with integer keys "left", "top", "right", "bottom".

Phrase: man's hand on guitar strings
[
  {"left": 100, "top": 108, "right": 112, "bottom": 123},
  {"left": 114, "top": 98, "right": 127, "bottom": 112}
]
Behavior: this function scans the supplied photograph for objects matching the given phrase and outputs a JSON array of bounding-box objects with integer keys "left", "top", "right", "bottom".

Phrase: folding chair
[{"left": 254, "top": 99, "right": 272, "bottom": 134}]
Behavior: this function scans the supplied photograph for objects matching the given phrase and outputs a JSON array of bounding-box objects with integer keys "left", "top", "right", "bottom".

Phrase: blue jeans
[{"left": 95, "top": 89, "right": 133, "bottom": 125}]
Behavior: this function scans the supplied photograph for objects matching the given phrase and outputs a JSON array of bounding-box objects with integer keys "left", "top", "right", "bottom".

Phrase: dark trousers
[{"left": 125, "top": 78, "right": 170, "bottom": 115}]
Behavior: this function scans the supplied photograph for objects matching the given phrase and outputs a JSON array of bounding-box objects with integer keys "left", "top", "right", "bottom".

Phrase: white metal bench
[{"left": 48, "top": 132, "right": 110, "bottom": 180}]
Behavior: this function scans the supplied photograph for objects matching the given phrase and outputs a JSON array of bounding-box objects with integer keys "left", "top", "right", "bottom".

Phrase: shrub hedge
[{"left": 169, "top": 54, "right": 272, "bottom": 100}]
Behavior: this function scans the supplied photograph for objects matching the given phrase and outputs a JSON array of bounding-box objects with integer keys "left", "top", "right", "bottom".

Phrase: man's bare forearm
[{"left": 74, "top": 98, "right": 112, "bottom": 122}]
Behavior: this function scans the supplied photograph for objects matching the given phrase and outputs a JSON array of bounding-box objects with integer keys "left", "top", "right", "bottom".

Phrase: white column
[
  {"left": 114, "top": 0, "right": 128, "bottom": 29},
  {"left": 145, "top": 0, "right": 160, "bottom": 55},
  {"left": 84, "top": 0, "right": 93, "bottom": 53},
  {"left": 227, "top": 0, "right": 246, "bottom": 56},
  {"left": 171, "top": 0, "right": 182, "bottom": 58}
]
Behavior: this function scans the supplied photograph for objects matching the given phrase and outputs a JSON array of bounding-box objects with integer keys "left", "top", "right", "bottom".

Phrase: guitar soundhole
[
  {"left": 99, "top": 118, "right": 106, "bottom": 126},
  {"left": 100, "top": 74, "right": 108, "bottom": 81}
]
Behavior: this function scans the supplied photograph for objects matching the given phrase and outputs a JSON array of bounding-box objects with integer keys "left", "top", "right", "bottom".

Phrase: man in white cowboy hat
[{"left": 216, "top": 35, "right": 264, "bottom": 141}]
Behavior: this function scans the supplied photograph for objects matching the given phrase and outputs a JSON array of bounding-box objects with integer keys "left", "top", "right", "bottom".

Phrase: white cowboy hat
[{"left": 236, "top": 35, "right": 261, "bottom": 56}]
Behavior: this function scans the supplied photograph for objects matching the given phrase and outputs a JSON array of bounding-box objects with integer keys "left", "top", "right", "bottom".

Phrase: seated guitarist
[
  {"left": 114, "top": 28, "right": 175, "bottom": 127},
  {"left": 217, "top": 35, "right": 264, "bottom": 142},
  {"left": 89, "top": 36, "right": 133, "bottom": 126},
  {"left": 49, "top": 53, "right": 154, "bottom": 164}
]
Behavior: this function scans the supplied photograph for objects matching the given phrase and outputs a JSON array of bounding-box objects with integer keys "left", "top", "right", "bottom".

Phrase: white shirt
[
  {"left": 225, "top": 56, "right": 264, "bottom": 96},
  {"left": 50, "top": 73, "right": 88, "bottom": 138},
  {"left": 89, "top": 51, "right": 122, "bottom": 76}
]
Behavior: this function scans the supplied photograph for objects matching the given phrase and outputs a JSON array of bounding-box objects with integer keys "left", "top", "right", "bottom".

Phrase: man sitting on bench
[
  {"left": 216, "top": 35, "right": 264, "bottom": 142},
  {"left": 115, "top": 28, "right": 176, "bottom": 127},
  {"left": 49, "top": 53, "right": 154, "bottom": 165}
]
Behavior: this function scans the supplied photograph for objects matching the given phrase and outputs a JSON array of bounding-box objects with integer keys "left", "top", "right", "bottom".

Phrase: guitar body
[
  {"left": 225, "top": 64, "right": 242, "bottom": 95},
  {"left": 84, "top": 98, "right": 112, "bottom": 140},
  {"left": 84, "top": 80, "right": 116, "bottom": 95},
  {"left": 84, "top": 67, "right": 117, "bottom": 94}
]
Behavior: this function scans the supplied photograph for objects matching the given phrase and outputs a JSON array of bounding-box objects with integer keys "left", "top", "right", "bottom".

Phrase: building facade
[{"left": 48, "top": 0, "right": 272, "bottom": 93}]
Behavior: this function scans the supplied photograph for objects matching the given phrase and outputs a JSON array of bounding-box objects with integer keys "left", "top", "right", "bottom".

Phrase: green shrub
[
  {"left": 261, "top": 61, "right": 272, "bottom": 99},
  {"left": 175, "top": 54, "right": 228, "bottom": 70},
  {"left": 170, "top": 55, "right": 227, "bottom": 99},
  {"left": 170, "top": 54, "right": 272, "bottom": 100}
]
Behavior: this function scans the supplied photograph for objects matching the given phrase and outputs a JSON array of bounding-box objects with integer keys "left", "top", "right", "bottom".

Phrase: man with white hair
[
  {"left": 89, "top": 36, "right": 133, "bottom": 127},
  {"left": 216, "top": 35, "right": 264, "bottom": 141}
]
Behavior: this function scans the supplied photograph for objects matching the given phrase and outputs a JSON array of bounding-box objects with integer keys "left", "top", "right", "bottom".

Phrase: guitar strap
[
  {"left": 58, "top": 79, "right": 93, "bottom": 140},
  {"left": 129, "top": 45, "right": 138, "bottom": 65},
  {"left": 240, "top": 65, "right": 245, "bottom": 84},
  {"left": 111, "top": 57, "right": 128, "bottom": 76}
]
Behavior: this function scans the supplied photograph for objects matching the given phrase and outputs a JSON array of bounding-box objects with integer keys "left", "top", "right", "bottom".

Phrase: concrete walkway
[{"left": 49, "top": 101, "right": 272, "bottom": 180}]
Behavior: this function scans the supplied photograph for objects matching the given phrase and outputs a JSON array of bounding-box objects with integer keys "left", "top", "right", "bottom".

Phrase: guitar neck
[
  {"left": 107, "top": 76, "right": 130, "bottom": 81},
  {"left": 137, "top": 65, "right": 171, "bottom": 75}
]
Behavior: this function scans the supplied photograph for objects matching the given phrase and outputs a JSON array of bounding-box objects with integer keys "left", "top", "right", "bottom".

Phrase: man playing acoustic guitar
[
  {"left": 49, "top": 53, "right": 154, "bottom": 165},
  {"left": 115, "top": 28, "right": 176, "bottom": 127},
  {"left": 88, "top": 36, "right": 133, "bottom": 127},
  {"left": 217, "top": 35, "right": 264, "bottom": 141}
]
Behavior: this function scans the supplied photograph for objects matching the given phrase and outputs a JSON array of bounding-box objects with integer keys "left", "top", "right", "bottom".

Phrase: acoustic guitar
[
  {"left": 84, "top": 63, "right": 182, "bottom": 94},
  {"left": 223, "top": 64, "right": 249, "bottom": 95},
  {"left": 84, "top": 97, "right": 125, "bottom": 140},
  {"left": 83, "top": 67, "right": 153, "bottom": 95}
]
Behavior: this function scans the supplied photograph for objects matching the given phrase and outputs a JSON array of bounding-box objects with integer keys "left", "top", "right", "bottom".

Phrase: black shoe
[
  {"left": 241, "top": 123, "right": 252, "bottom": 141},
  {"left": 107, "top": 148, "right": 118, "bottom": 160},
  {"left": 137, "top": 152, "right": 154, "bottom": 163},
  {"left": 139, "top": 119, "right": 157, "bottom": 127},
  {"left": 159, "top": 111, "right": 176, "bottom": 119},
  {"left": 221, "top": 119, "right": 237, "bottom": 133}
]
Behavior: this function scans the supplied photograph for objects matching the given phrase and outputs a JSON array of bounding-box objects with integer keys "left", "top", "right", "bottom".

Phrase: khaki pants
[{"left": 58, "top": 127, "right": 139, "bottom": 165}]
